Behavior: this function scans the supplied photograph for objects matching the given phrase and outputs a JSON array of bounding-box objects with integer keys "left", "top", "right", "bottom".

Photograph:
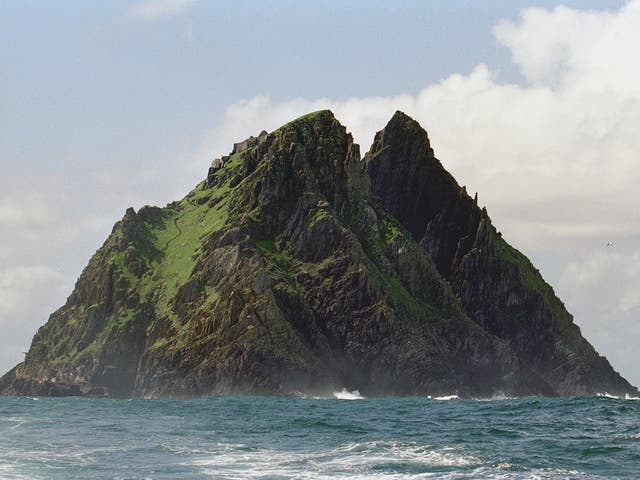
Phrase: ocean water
[{"left": 1, "top": 393, "right": 639, "bottom": 479}]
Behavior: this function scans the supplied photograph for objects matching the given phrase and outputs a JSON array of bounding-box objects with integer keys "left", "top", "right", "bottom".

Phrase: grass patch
[
  {"left": 101, "top": 179, "right": 233, "bottom": 335},
  {"left": 116, "top": 308, "right": 136, "bottom": 327},
  {"left": 493, "top": 231, "right": 553, "bottom": 297},
  {"left": 255, "top": 239, "right": 290, "bottom": 265}
]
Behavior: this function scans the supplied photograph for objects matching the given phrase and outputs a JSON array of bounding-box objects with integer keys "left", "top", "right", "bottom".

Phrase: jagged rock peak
[
  {"left": 288, "top": 109, "right": 337, "bottom": 122},
  {"left": 363, "top": 111, "right": 458, "bottom": 241},
  {"left": 383, "top": 110, "right": 433, "bottom": 152},
  {"left": 278, "top": 110, "right": 348, "bottom": 143}
]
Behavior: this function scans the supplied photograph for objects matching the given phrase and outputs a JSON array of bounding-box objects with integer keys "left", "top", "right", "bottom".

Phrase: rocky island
[{"left": 1, "top": 110, "right": 636, "bottom": 398}]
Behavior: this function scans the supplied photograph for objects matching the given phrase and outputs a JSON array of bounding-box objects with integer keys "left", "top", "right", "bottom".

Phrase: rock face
[
  {"left": 365, "top": 111, "right": 636, "bottom": 397},
  {"left": 1, "top": 110, "right": 636, "bottom": 398}
]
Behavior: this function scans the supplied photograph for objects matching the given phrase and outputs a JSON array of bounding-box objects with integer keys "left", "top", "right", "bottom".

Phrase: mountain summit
[{"left": 1, "top": 110, "right": 635, "bottom": 398}]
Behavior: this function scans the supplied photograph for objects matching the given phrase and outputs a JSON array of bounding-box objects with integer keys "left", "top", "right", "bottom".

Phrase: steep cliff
[
  {"left": 364, "top": 111, "right": 635, "bottom": 396},
  {"left": 1, "top": 110, "right": 635, "bottom": 398}
]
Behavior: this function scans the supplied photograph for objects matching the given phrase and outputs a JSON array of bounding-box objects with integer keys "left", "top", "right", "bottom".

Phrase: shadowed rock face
[
  {"left": 1, "top": 110, "right": 636, "bottom": 399},
  {"left": 365, "top": 111, "right": 636, "bottom": 397}
]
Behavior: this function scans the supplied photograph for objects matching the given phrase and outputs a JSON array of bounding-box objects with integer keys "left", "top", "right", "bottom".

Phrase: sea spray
[{"left": 333, "top": 389, "right": 365, "bottom": 400}]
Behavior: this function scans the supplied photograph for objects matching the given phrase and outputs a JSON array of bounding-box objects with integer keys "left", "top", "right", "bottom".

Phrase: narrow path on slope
[
  {"left": 164, "top": 215, "right": 183, "bottom": 250},
  {"left": 164, "top": 196, "right": 197, "bottom": 250}
]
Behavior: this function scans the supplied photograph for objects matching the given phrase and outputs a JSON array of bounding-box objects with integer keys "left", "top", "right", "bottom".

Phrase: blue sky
[{"left": 1, "top": 0, "right": 639, "bottom": 388}]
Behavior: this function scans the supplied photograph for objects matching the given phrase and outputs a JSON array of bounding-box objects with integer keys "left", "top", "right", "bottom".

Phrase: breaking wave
[
  {"left": 428, "top": 394, "right": 460, "bottom": 401},
  {"left": 597, "top": 392, "right": 640, "bottom": 400},
  {"left": 474, "top": 392, "right": 517, "bottom": 401},
  {"left": 333, "top": 388, "right": 365, "bottom": 400},
  {"left": 187, "top": 441, "right": 482, "bottom": 479}
]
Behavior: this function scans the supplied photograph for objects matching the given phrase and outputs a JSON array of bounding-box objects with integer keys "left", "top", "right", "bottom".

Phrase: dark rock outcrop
[
  {"left": 365, "top": 111, "right": 635, "bottom": 397},
  {"left": 1, "top": 110, "right": 635, "bottom": 398}
]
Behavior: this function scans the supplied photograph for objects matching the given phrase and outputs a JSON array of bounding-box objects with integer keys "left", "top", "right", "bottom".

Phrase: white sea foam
[
  {"left": 292, "top": 391, "right": 324, "bottom": 400},
  {"left": 486, "top": 392, "right": 513, "bottom": 401},
  {"left": 0, "top": 463, "right": 46, "bottom": 480},
  {"left": 0, "top": 444, "right": 97, "bottom": 480},
  {"left": 428, "top": 395, "right": 459, "bottom": 401},
  {"left": 597, "top": 392, "right": 620, "bottom": 399},
  {"left": 597, "top": 392, "right": 640, "bottom": 400},
  {"left": 474, "top": 392, "right": 517, "bottom": 401},
  {"left": 333, "top": 388, "right": 365, "bottom": 400},
  {"left": 4, "top": 416, "right": 27, "bottom": 430},
  {"left": 189, "top": 440, "right": 482, "bottom": 479},
  {"left": 190, "top": 443, "right": 589, "bottom": 479}
]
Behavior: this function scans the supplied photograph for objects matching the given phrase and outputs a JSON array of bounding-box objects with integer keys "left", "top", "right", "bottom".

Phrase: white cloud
[
  {"left": 494, "top": 2, "right": 640, "bottom": 96},
  {"left": 129, "top": 0, "right": 194, "bottom": 21}
]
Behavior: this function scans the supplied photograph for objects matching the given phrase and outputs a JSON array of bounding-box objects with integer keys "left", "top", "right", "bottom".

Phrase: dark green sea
[{"left": 1, "top": 393, "right": 639, "bottom": 479}]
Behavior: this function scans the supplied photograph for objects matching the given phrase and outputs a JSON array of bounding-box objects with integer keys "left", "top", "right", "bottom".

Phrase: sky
[{"left": 1, "top": 0, "right": 639, "bottom": 388}]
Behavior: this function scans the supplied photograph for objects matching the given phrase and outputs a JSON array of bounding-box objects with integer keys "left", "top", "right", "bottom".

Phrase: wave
[
  {"left": 4, "top": 416, "right": 28, "bottom": 431},
  {"left": 474, "top": 392, "right": 518, "bottom": 401},
  {"left": 185, "top": 440, "right": 594, "bottom": 479},
  {"left": 427, "top": 393, "right": 521, "bottom": 401},
  {"left": 333, "top": 388, "right": 365, "bottom": 400},
  {"left": 292, "top": 391, "right": 324, "bottom": 400},
  {"left": 0, "top": 464, "right": 34, "bottom": 480},
  {"left": 428, "top": 394, "right": 460, "bottom": 401},
  {"left": 188, "top": 441, "right": 480, "bottom": 479},
  {"left": 290, "top": 390, "right": 365, "bottom": 400},
  {"left": 597, "top": 392, "right": 640, "bottom": 400}
]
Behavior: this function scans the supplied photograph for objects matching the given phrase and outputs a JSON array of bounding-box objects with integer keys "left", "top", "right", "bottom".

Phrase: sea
[{"left": 1, "top": 392, "right": 639, "bottom": 479}]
